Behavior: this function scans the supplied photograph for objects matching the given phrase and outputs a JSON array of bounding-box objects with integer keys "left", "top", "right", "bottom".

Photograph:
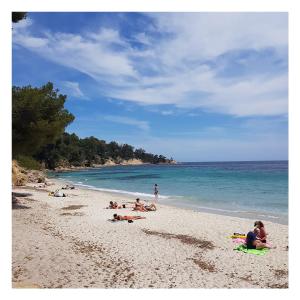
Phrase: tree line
[{"left": 12, "top": 82, "right": 173, "bottom": 169}]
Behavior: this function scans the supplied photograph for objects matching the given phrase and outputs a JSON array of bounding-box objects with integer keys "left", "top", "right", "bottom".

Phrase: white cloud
[
  {"left": 161, "top": 110, "right": 174, "bottom": 115},
  {"left": 13, "top": 18, "right": 48, "bottom": 48},
  {"left": 13, "top": 22, "right": 136, "bottom": 82},
  {"left": 151, "top": 13, "right": 287, "bottom": 63},
  {"left": 133, "top": 32, "right": 152, "bottom": 46},
  {"left": 102, "top": 115, "right": 150, "bottom": 131},
  {"left": 88, "top": 28, "right": 128, "bottom": 48},
  {"left": 12, "top": 18, "right": 33, "bottom": 29},
  {"left": 12, "top": 13, "right": 288, "bottom": 117},
  {"left": 62, "top": 81, "right": 87, "bottom": 99}
]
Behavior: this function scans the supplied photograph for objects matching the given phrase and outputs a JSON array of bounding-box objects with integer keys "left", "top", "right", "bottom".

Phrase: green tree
[
  {"left": 152, "top": 154, "right": 159, "bottom": 164},
  {"left": 134, "top": 148, "right": 146, "bottom": 160},
  {"left": 12, "top": 12, "right": 27, "bottom": 23},
  {"left": 12, "top": 82, "right": 75, "bottom": 157},
  {"left": 13, "top": 82, "right": 173, "bottom": 169},
  {"left": 120, "top": 144, "right": 134, "bottom": 160},
  {"left": 35, "top": 143, "right": 61, "bottom": 170},
  {"left": 80, "top": 136, "right": 101, "bottom": 165},
  {"left": 107, "top": 141, "right": 121, "bottom": 160},
  {"left": 158, "top": 155, "right": 167, "bottom": 163}
]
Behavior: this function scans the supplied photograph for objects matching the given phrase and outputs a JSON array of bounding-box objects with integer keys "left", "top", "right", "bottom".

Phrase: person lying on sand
[
  {"left": 144, "top": 203, "right": 157, "bottom": 211},
  {"left": 35, "top": 181, "right": 53, "bottom": 188},
  {"left": 35, "top": 183, "right": 46, "bottom": 188},
  {"left": 112, "top": 214, "right": 146, "bottom": 221},
  {"left": 246, "top": 230, "right": 271, "bottom": 250},
  {"left": 62, "top": 184, "right": 75, "bottom": 190},
  {"left": 106, "top": 201, "right": 126, "bottom": 209}
]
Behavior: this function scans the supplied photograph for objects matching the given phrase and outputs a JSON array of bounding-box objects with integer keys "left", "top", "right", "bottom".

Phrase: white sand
[{"left": 12, "top": 179, "right": 288, "bottom": 288}]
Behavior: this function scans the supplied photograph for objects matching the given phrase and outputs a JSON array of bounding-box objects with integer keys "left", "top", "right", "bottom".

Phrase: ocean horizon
[{"left": 50, "top": 160, "right": 288, "bottom": 224}]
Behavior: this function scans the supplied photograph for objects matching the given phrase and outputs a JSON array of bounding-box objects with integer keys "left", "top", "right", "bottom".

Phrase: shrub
[{"left": 15, "top": 155, "right": 42, "bottom": 170}]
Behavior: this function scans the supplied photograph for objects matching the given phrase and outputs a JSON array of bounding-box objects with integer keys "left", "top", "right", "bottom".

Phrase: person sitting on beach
[
  {"left": 49, "top": 190, "right": 66, "bottom": 197},
  {"left": 106, "top": 201, "right": 126, "bottom": 209},
  {"left": 133, "top": 198, "right": 147, "bottom": 212},
  {"left": 254, "top": 221, "right": 267, "bottom": 243},
  {"left": 112, "top": 214, "right": 146, "bottom": 221},
  {"left": 107, "top": 201, "right": 117, "bottom": 209},
  {"left": 246, "top": 230, "right": 270, "bottom": 250},
  {"left": 132, "top": 200, "right": 157, "bottom": 212}
]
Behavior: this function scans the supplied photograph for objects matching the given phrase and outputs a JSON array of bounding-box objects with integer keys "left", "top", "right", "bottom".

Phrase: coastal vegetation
[
  {"left": 12, "top": 160, "right": 46, "bottom": 186},
  {"left": 12, "top": 82, "right": 174, "bottom": 170},
  {"left": 12, "top": 12, "right": 27, "bottom": 23}
]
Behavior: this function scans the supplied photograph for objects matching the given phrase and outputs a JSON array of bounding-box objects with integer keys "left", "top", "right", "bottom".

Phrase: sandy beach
[{"left": 12, "top": 179, "right": 288, "bottom": 288}]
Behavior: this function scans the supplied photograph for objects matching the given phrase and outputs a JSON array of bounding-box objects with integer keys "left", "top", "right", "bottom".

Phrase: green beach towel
[{"left": 234, "top": 244, "right": 269, "bottom": 256}]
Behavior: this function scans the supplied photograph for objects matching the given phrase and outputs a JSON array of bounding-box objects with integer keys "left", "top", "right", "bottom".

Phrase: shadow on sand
[{"left": 12, "top": 192, "right": 33, "bottom": 209}]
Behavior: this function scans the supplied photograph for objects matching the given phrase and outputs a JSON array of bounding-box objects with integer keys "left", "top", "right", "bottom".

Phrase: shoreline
[
  {"left": 52, "top": 161, "right": 177, "bottom": 172},
  {"left": 49, "top": 176, "right": 288, "bottom": 225},
  {"left": 12, "top": 178, "right": 288, "bottom": 288}
]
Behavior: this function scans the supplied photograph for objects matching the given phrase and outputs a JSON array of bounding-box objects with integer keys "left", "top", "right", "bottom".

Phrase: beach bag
[{"left": 54, "top": 190, "right": 64, "bottom": 197}]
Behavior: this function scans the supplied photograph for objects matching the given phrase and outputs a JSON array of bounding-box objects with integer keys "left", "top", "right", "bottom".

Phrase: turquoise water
[{"left": 49, "top": 161, "right": 288, "bottom": 224}]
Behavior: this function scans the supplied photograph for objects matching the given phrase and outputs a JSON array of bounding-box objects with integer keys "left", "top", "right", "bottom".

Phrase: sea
[{"left": 49, "top": 161, "right": 288, "bottom": 224}]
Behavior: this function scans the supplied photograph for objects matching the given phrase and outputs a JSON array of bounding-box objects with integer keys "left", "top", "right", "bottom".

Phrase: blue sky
[{"left": 12, "top": 12, "right": 288, "bottom": 161}]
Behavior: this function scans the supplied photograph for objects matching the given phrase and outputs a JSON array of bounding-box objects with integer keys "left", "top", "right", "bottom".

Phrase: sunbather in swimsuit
[
  {"left": 113, "top": 214, "right": 146, "bottom": 221},
  {"left": 133, "top": 198, "right": 148, "bottom": 211},
  {"left": 144, "top": 203, "right": 157, "bottom": 211},
  {"left": 254, "top": 221, "right": 267, "bottom": 243},
  {"left": 107, "top": 201, "right": 126, "bottom": 209}
]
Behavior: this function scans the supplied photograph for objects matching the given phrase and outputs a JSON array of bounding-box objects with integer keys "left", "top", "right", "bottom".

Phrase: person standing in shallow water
[{"left": 154, "top": 184, "right": 159, "bottom": 203}]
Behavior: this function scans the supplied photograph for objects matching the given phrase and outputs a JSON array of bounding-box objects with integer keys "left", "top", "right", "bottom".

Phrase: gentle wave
[
  {"left": 181, "top": 204, "right": 249, "bottom": 214},
  {"left": 188, "top": 205, "right": 283, "bottom": 220},
  {"left": 257, "top": 214, "right": 279, "bottom": 219},
  {"left": 74, "top": 182, "right": 170, "bottom": 199},
  {"left": 193, "top": 205, "right": 282, "bottom": 218},
  {"left": 168, "top": 202, "right": 284, "bottom": 221}
]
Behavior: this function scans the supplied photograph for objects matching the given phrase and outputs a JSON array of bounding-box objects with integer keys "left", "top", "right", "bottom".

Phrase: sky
[{"left": 12, "top": 12, "right": 288, "bottom": 162}]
